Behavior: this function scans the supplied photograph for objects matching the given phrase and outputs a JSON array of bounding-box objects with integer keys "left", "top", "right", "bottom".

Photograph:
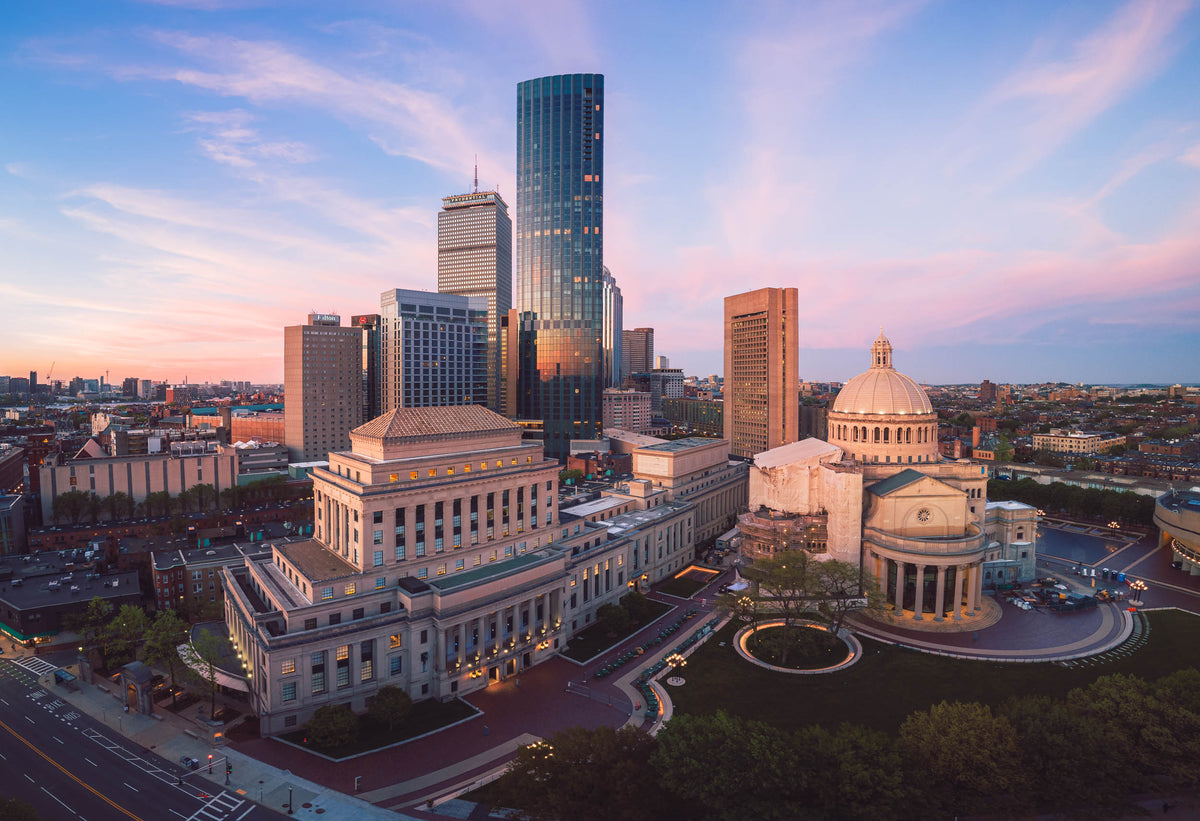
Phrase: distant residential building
[
  {"left": 284, "top": 314, "right": 364, "bottom": 463},
  {"left": 229, "top": 411, "right": 286, "bottom": 445},
  {"left": 379, "top": 289, "right": 488, "bottom": 412},
  {"left": 351, "top": 314, "right": 382, "bottom": 424},
  {"left": 0, "top": 495, "right": 26, "bottom": 556},
  {"left": 798, "top": 404, "right": 828, "bottom": 441},
  {"left": 628, "top": 369, "right": 684, "bottom": 415},
  {"left": 980, "top": 379, "right": 997, "bottom": 403},
  {"left": 153, "top": 542, "right": 270, "bottom": 616},
  {"left": 138, "top": 379, "right": 154, "bottom": 400},
  {"left": 1032, "top": 429, "right": 1127, "bottom": 455},
  {"left": 602, "top": 389, "right": 651, "bottom": 434},
  {"left": 9, "top": 378, "right": 29, "bottom": 397},
  {"left": 622, "top": 328, "right": 653, "bottom": 384},
  {"left": 0, "top": 555, "right": 139, "bottom": 645},
  {"left": 437, "top": 187, "right": 512, "bottom": 413},
  {"left": 723, "top": 287, "right": 799, "bottom": 459}
]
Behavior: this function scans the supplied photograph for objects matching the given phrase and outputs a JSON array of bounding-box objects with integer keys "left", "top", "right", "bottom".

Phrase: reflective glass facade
[{"left": 516, "top": 73, "right": 604, "bottom": 460}]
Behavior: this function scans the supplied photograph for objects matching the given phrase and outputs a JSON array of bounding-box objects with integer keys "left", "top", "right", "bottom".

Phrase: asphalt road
[{"left": 0, "top": 659, "right": 271, "bottom": 821}]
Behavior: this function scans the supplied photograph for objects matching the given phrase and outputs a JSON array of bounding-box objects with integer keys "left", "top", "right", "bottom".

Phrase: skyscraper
[
  {"left": 622, "top": 327, "right": 653, "bottom": 383},
  {"left": 723, "top": 287, "right": 799, "bottom": 459},
  {"left": 601, "top": 266, "right": 622, "bottom": 388},
  {"left": 379, "top": 289, "right": 487, "bottom": 412},
  {"left": 351, "top": 314, "right": 381, "bottom": 423},
  {"left": 438, "top": 182, "right": 512, "bottom": 413},
  {"left": 283, "top": 314, "right": 364, "bottom": 463},
  {"left": 516, "top": 73, "right": 605, "bottom": 460}
]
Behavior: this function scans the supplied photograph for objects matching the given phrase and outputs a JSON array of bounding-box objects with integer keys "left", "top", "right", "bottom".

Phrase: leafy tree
[
  {"left": 191, "top": 483, "right": 216, "bottom": 513},
  {"left": 742, "top": 553, "right": 817, "bottom": 629},
  {"left": 367, "top": 685, "right": 412, "bottom": 732},
  {"left": 898, "top": 701, "right": 1022, "bottom": 818},
  {"left": 143, "top": 490, "right": 173, "bottom": 518},
  {"left": 144, "top": 609, "right": 189, "bottom": 705},
  {"left": 558, "top": 468, "right": 583, "bottom": 486},
  {"left": 65, "top": 596, "right": 114, "bottom": 665},
  {"left": 102, "top": 491, "right": 130, "bottom": 522},
  {"left": 799, "top": 722, "right": 908, "bottom": 821},
  {"left": 305, "top": 704, "right": 360, "bottom": 752},
  {"left": 85, "top": 491, "right": 103, "bottom": 523},
  {"left": 180, "top": 626, "right": 225, "bottom": 720},
  {"left": 811, "top": 558, "right": 885, "bottom": 634},
  {"left": 619, "top": 590, "right": 655, "bottom": 623},
  {"left": 218, "top": 485, "right": 242, "bottom": 511},
  {"left": 595, "top": 602, "right": 630, "bottom": 636},
  {"left": 494, "top": 725, "right": 670, "bottom": 821},
  {"left": 0, "top": 797, "right": 49, "bottom": 821},
  {"left": 103, "top": 604, "right": 149, "bottom": 667},
  {"left": 52, "top": 489, "right": 89, "bottom": 525},
  {"left": 653, "top": 711, "right": 801, "bottom": 821},
  {"left": 992, "top": 435, "right": 1014, "bottom": 462},
  {"left": 175, "top": 486, "right": 196, "bottom": 514}
]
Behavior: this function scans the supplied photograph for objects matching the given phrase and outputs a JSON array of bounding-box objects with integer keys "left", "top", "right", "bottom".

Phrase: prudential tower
[{"left": 515, "top": 73, "right": 604, "bottom": 461}]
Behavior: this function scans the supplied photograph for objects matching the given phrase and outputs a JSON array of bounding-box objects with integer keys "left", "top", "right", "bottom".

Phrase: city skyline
[{"left": 3, "top": 0, "right": 1200, "bottom": 385}]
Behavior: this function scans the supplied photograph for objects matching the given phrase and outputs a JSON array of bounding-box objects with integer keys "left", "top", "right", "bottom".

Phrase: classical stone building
[
  {"left": 743, "top": 333, "right": 1030, "bottom": 627},
  {"left": 223, "top": 405, "right": 697, "bottom": 735}
]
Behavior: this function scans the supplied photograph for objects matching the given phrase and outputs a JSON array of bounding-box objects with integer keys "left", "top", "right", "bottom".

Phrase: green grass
[
  {"left": 744, "top": 625, "right": 849, "bottom": 669},
  {"left": 281, "top": 697, "right": 477, "bottom": 759},
  {"left": 654, "top": 575, "right": 709, "bottom": 599},
  {"left": 671, "top": 610, "right": 1200, "bottom": 733},
  {"left": 561, "top": 600, "right": 673, "bottom": 662}
]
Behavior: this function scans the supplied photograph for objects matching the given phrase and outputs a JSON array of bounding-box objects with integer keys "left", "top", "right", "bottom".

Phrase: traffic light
[
  {"left": 226, "top": 762, "right": 232, "bottom": 775},
  {"left": 207, "top": 754, "right": 213, "bottom": 774}
]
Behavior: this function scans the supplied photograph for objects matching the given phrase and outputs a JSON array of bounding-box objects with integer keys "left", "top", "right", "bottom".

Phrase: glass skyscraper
[{"left": 516, "top": 73, "right": 605, "bottom": 460}]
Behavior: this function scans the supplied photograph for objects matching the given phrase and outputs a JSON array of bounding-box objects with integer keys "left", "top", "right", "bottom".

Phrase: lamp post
[
  {"left": 287, "top": 786, "right": 293, "bottom": 815},
  {"left": 1130, "top": 579, "right": 1147, "bottom": 607}
]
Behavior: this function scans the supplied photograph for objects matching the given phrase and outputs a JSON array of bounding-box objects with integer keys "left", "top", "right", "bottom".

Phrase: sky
[{"left": 2, "top": 0, "right": 1199, "bottom": 387}]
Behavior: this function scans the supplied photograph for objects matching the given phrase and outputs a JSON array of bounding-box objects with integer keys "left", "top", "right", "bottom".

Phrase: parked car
[{"left": 179, "top": 756, "right": 199, "bottom": 770}]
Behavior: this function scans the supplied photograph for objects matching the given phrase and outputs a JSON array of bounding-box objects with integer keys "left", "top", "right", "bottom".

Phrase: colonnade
[
  {"left": 442, "top": 589, "right": 562, "bottom": 671},
  {"left": 872, "top": 552, "right": 983, "bottom": 621}
]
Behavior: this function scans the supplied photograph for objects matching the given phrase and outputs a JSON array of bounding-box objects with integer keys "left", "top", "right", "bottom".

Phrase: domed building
[{"left": 742, "top": 332, "right": 1027, "bottom": 628}]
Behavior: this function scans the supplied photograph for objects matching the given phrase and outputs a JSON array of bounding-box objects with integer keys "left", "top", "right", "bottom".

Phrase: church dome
[{"left": 831, "top": 332, "right": 932, "bottom": 416}]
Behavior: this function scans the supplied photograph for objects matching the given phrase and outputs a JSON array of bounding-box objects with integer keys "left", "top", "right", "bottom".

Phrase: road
[{"left": 0, "top": 658, "right": 272, "bottom": 821}]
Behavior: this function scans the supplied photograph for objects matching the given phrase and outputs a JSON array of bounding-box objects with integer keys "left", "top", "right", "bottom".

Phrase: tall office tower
[
  {"left": 438, "top": 184, "right": 512, "bottom": 412},
  {"left": 379, "top": 289, "right": 487, "bottom": 412},
  {"left": 723, "top": 287, "right": 799, "bottom": 459},
  {"left": 622, "top": 327, "right": 653, "bottom": 383},
  {"left": 499, "top": 309, "right": 519, "bottom": 418},
  {"left": 351, "top": 314, "right": 382, "bottom": 423},
  {"left": 283, "top": 314, "right": 364, "bottom": 463},
  {"left": 654, "top": 355, "right": 670, "bottom": 370},
  {"left": 138, "top": 379, "right": 153, "bottom": 400},
  {"left": 601, "top": 266, "right": 623, "bottom": 387},
  {"left": 28, "top": 371, "right": 37, "bottom": 396},
  {"left": 516, "top": 73, "right": 605, "bottom": 460}
]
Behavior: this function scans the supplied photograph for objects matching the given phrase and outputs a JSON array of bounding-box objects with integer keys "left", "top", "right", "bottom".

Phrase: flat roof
[
  {"left": 426, "top": 552, "right": 548, "bottom": 591},
  {"left": 278, "top": 539, "right": 359, "bottom": 583},
  {"left": 604, "top": 502, "right": 688, "bottom": 537},
  {"left": 0, "top": 570, "right": 140, "bottom": 611},
  {"left": 638, "top": 437, "right": 722, "bottom": 453},
  {"left": 559, "top": 496, "right": 630, "bottom": 517}
]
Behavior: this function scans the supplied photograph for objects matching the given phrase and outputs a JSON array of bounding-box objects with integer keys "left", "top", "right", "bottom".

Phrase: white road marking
[
  {"left": 24, "top": 716, "right": 34, "bottom": 724},
  {"left": 41, "top": 787, "right": 76, "bottom": 815},
  {"left": 235, "top": 806, "right": 254, "bottom": 820},
  {"left": 84, "top": 757, "right": 97, "bottom": 767},
  {"left": 124, "top": 782, "right": 139, "bottom": 792},
  {"left": 0, "top": 751, "right": 6, "bottom": 760},
  {"left": 24, "top": 773, "right": 35, "bottom": 782},
  {"left": 0, "top": 697, "right": 8, "bottom": 705},
  {"left": 52, "top": 736, "right": 64, "bottom": 744},
  {"left": 170, "top": 811, "right": 186, "bottom": 819}
]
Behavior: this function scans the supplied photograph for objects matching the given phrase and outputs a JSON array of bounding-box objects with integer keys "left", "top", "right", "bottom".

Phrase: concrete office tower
[
  {"left": 438, "top": 187, "right": 512, "bottom": 413},
  {"left": 351, "top": 314, "right": 382, "bottom": 424},
  {"left": 723, "top": 287, "right": 799, "bottom": 459},
  {"left": 602, "top": 266, "right": 623, "bottom": 388},
  {"left": 654, "top": 355, "right": 670, "bottom": 370},
  {"left": 622, "top": 327, "right": 653, "bottom": 382},
  {"left": 284, "top": 314, "right": 364, "bottom": 463},
  {"left": 379, "top": 289, "right": 488, "bottom": 412},
  {"left": 516, "top": 73, "right": 605, "bottom": 460}
]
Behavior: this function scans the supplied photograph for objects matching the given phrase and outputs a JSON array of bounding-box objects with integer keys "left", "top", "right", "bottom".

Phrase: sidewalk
[{"left": 39, "top": 663, "right": 418, "bottom": 820}]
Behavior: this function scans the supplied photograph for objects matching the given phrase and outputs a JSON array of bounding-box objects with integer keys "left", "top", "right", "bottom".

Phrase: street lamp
[{"left": 1130, "top": 579, "right": 1147, "bottom": 606}]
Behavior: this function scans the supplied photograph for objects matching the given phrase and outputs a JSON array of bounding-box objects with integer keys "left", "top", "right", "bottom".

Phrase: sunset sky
[{"left": 2, "top": 0, "right": 1199, "bottom": 386}]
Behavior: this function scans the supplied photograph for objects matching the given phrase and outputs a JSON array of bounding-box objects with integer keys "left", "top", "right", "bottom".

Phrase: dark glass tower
[{"left": 516, "top": 73, "right": 604, "bottom": 460}]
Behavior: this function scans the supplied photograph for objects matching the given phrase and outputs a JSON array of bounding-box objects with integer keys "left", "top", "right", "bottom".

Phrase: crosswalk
[
  {"left": 187, "top": 790, "right": 246, "bottom": 821},
  {"left": 7, "top": 655, "right": 59, "bottom": 677}
]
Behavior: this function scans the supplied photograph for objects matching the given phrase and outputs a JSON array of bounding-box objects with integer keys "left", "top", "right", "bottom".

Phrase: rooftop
[
  {"left": 867, "top": 468, "right": 928, "bottom": 497},
  {"left": 603, "top": 501, "right": 689, "bottom": 537},
  {"left": 638, "top": 437, "right": 723, "bottom": 453},
  {"left": 277, "top": 540, "right": 359, "bottom": 583},
  {"left": 559, "top": 496, "right": 631, "bottom": 517},
  {"left": 354, "top": 405, "right": 517, "bottom": 442},
  {"left": 426, "top": 552, "right": 548, "bottom": 591}
]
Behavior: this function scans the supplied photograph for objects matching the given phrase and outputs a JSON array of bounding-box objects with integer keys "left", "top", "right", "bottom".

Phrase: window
[
  {"left": 328, "top": 613, "right": 341, "bottom": 625},
  {"left": 417, "top": 567, "right": 428, "bottom": 579},
  {"left": 373, "top": 550, "right": 384, "bottom": 567},
  {"left": 375, "top": 576, "right": 386, "bottom": 589},
  {"left": 373, "top": 530, "right": 383, "bottom": 545},
  {"left": 455, "top": 558, "right": 464, "bottom": 571},
  {"left": 389, "top": 655, "right": 402, "bottom": 676},
  {"left": 282, "top": 682, "right": 296, "bottom": 702},
  {"left": 304, "top": 618, "right": 317, "bottom": 630},
  {"left": 284, "top": 715, "right": 297, "bottom": 727},
  {"left": 281, "top": 659, "right": 295, "bottom": 675},
  {"left": 389, "top": 634, "right": 402, "bottom": 649},
  {"left": 373, "top": 510, "right": 383, "bottom": 524},
  {"left": 352, "top": 607, "right": 364, "bottom": 620},
  {"left": 345, "top": 583, "right": 356, "bottom": 596},
  {"left": 321, "top": 587, "right": 333, "bottom": 601}
]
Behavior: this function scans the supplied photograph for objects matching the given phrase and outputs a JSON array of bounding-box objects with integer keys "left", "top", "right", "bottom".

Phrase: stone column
[
  {"left": 934, "top": 565, "right": 947, "bottom": 622},
  {"left": 893, "top": 561, "right": 905, "bottom": 613},
  {"left": 912, "top": 565, "right": 926, "bottom": 621},
  {"left": 973, "top": 561, "right": 984, "bottom": 613},
  {"left": 952, "top": 564, "right": 965, "bottom": 621},
  {"left": 455, "top": 623, "right": 464, "bottom": 665}
]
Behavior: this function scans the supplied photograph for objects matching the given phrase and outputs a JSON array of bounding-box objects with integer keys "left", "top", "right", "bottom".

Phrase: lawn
[
  {"left": 562, "top": 599, "right": 672, "bottom": 662},
  {"left": 654, "top": 575, "right": 709, "bottom": 599},
  {"left": 280, "top": 697, "right": 477, "bottom": 759},
  {"left": 671, "top": 609, "right": 1200, "bottom": 733}
]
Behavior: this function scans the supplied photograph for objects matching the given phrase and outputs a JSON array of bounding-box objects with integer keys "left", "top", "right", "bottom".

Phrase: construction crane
[{"left": 46, "top": 361, "right": 55, "bottom": 381}]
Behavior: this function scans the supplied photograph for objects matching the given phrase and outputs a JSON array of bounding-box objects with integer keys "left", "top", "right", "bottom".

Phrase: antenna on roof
[{"left": 474, "top": 155, "right": 478, "bottom": 193}]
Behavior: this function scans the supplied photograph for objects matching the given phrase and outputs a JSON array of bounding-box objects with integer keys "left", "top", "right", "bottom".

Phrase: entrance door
[
  {"left": 488, "top": 666, "right": 499, "bottom": 683},
  {"left": 523, "top": 652, "right": 531, "bottom": 668},
  {"left": 505, "top": 659, "right": 516, "bottom": 676}
]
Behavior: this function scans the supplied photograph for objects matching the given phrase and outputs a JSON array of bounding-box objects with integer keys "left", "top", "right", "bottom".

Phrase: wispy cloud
[{"left": 185, "top": 109, "right": 315, "bottom": 168}]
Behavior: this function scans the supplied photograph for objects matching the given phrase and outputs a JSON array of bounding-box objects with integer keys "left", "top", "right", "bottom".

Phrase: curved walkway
[
  {"left": 851, "top": 600, "right": 1133, "bottom": 663},
  {"left": 732, "top": 620, "right": 863, "bottom": 674}
]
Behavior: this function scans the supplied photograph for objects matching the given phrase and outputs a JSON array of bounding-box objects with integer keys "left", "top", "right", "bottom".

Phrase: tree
[
  {"left": 191, "top": 483, "right": 216, "bottom": 513},
  {"left": 558, "top": 468, "right": 583, "bottom": 486},
  {"left": 218, "top": 485, "right": 242, "bottom": 512},
  {"left": 898, "top": 701, "right": 1022, "bottom": 817},
  {"left": 52, "top": 489, "right": 90, "bottom": 525},
  {"left": 493, "top": 725, "right": 671, "bottom": 821},
  {"left": 180, "top": 627, "right": 225, "bottom": 720},
  {"left": 811, "top": 559, "right": 885, "bottom": 634},
  {"left": 65, "top": 596, "right": 114, "bottom": 666},
  {"left": 741, "top": 553, "right": 818, "bottom": 628},
  {"left": 0, "top": 797, "right": 49, "bottom": 821},
  {"left": 101, "top": 491, "right": 128, "bottom": 522},
  {"left": 619, "top": 590, "right": 655, "bottom": 623},
  {"left": 367, "top": 685, "right": 412, "bottom": 732},
  {"left": 992, "top": 435, "right": 1014, "bottom": 463},
  {"left": 596, "top": 602, "right": 630, "bottom": 637},
  {"left": 143, "top": 490, "right": 173, "bottom": 518},
  {"left": 799, "top": 722, "right": 908, "bottom": 821},
  {"left": 175, "top": 486, "right": 196, "bottom": 514},
  {"left": 102, "top": 604, "right": 149, "bottom": 667},
  {"left": 144, "top": 609, "right": 189, "bottom": 705},
  {"left": 85, "top": 491, "right": 103, "bottom": 523},
  {"left": 304, "top": 704, "right": 360, "bottom": 752},
  {"left": 653, "top": 711, "right": 801, "bottom": 821}
]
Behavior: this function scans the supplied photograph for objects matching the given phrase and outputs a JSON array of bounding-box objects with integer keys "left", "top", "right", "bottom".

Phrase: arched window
[
  {"left": 883, "top": 427, "right": 890, "bottom": 443},
  {"left": 852, "top": 426, "right": 858, "bottom": 442},
  {"left": 874, "top": 427, "right": 881, "bottom": 443},
  {"left": 906, "top": 427, "right": 912, "bottom": 444}
]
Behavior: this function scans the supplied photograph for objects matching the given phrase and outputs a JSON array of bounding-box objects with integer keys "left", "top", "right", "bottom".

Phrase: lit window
[
  {"left": 389, "top": 634, "right": 402, "bottom": 649},
  {"left": 321, "top": 587, "right": 333, "bottom": 601},
  {"left": 345, "top": 583, "right": 356, "bottom": 596},
  {"left": 281, "top": 659, "right": 295, "bottom": 675}
]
